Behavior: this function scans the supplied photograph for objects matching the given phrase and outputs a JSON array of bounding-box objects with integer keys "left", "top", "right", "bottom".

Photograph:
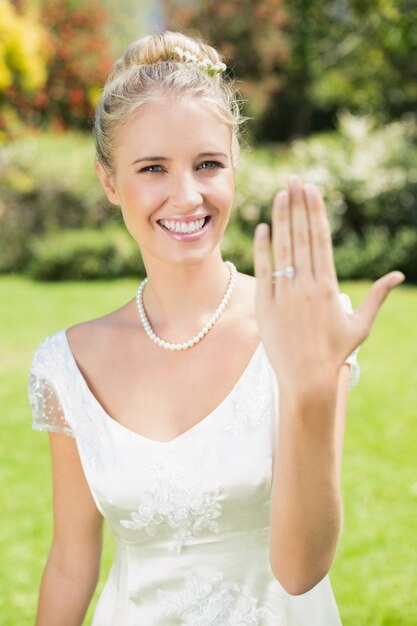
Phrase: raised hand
[{"left": 254, "top": 175, "right": 405, "bottom": 399}]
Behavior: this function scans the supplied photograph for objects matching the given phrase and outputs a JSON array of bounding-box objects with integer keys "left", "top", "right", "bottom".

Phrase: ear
[{"left": 94, "top": 160, "right": 120, "bottom": 206}]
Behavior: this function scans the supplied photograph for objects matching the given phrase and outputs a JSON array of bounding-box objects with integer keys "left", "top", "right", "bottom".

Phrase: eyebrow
[{"left": 131, "top": 152, "right": 228, "bottom": 166}]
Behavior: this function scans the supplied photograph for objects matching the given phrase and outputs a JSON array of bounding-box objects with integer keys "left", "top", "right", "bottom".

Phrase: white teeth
[{"left": 159, "top": 218, "right": 207, "bottom": 234}]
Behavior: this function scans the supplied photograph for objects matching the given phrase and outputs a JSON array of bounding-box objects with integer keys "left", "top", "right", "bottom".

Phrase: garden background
[{"left": 0, "top": 0, "right": 416, "bottom": 624}]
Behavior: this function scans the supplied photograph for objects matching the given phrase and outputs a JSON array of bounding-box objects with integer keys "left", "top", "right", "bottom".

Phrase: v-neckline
[{"left": 60, "top": 329, "right": 263, "bottom": 446}]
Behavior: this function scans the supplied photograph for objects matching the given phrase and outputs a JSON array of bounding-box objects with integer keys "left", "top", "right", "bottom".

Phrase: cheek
[
  {"left": 121, "top": 177, "right": 165, "bottom": 217},
  {"left": 214, "top": 172, "right": 234, "bottom": 209}
]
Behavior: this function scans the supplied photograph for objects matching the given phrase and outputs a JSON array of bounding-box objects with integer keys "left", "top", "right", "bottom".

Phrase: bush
[
  {"left": 1, "top": 114, "right": 416, "bottom": 281},
  {"left": 0, "top": 132, "right": 113, "bottom": 272},
  {"left": 221, "top": 220, "right": 255, "bottom": 275},
  {"left": 334, "top": 226, "right": 417, "bottom": 281},
  {"left": 231, "top": 112, "right": 417, "bottom": 280},
  {"left": 27, "top": 227, "right": 144, "bottom": 281}
]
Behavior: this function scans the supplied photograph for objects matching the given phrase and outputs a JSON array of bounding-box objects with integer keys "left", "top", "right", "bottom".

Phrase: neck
[{"left": 139, "top": 251, "right": 234, "bottom": 342}]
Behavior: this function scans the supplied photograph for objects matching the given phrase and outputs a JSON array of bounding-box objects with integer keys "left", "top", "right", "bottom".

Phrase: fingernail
[
  {"left": 305, "top": 183, "right": 316, "bottom": 199},
  {"left": 277, "top": 190, "right": 287, "bottom": 208},
  {"left": 288, "top": 174, "right": 302, "bottom": 189},
  {"left": 390, "top": 272, "right": 405, "bottom": 287},
  {"left": 256, "top": 223, "right": 269, "bottom": 239}
]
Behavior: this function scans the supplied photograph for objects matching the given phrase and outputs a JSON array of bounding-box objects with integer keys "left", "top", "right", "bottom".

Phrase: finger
[
  {"left": 354, "top": 271, "right": 405, "bottom": 339},
  {"left": 254, "top": 223, "right": 273, "bottom": 309},
  {"left": 272, "top": 190, "right": 293, "bottom": 293},
  {"left": 288, "top": 175, "right": 313, "bottom": 279},
  {"left": 304, "top": 183, "right": 337, "bottom": 283}
]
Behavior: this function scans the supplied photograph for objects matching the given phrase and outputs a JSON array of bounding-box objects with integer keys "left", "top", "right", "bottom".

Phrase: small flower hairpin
[{"left": 172, "top": 46, "right": 227, "bottom": 76}]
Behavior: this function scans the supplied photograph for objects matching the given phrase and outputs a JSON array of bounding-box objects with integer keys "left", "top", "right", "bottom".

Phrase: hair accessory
[{"left": 172, "top": 46, "right": 227, "bottom": 76}]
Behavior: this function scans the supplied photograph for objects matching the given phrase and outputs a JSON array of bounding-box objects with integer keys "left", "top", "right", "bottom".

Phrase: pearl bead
[{"left": 136, "top": 261, "right": 237, "bottom": 351}]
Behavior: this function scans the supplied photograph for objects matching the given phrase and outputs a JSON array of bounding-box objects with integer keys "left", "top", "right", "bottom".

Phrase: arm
[
  {"left": 35, "top": 432, "right": 103, "bottom": 626},
  {"left": 253, "top": 175, "right": 403, "bottom": 596},
  {"left": 269, "top": 363, "right": 350, "bottom": 596}
]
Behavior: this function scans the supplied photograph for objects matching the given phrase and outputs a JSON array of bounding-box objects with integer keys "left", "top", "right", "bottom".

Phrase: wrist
[
  {"left": 278, "top": 367, "right": 339, "bottom": 408},
  {"left": 278, "top": 375, "right": 339, "bottom": 431}
]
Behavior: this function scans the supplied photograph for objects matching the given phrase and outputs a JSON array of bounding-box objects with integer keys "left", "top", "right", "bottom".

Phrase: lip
[{"left": 157, "top": 216, "right": 211, "bottom": 241}]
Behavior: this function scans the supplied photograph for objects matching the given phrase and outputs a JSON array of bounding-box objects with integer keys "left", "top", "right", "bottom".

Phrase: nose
[{"left": 168, "top": 170, "right": 203, "bottom": 211}]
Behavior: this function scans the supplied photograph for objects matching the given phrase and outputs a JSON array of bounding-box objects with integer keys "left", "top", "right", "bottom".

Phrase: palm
[{"left": 253, "top": 176, "right": 404, "bottom": 393}]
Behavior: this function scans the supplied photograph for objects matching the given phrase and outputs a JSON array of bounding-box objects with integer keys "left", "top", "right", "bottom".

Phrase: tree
[
  {"left": 0, "top": 0, "right": 48, "bottom": 138},
  {"left": 9, "top": 0, "right": 113, "bottom": 130},
  {"left": 164, "top": 0, "right": 417, "bottom": 141},
  {"left": 164, "top": 0, "right": 291, "bottom": 140}
]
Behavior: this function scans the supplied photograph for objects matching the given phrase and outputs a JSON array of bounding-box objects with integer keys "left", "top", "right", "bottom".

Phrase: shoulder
[
  {"left": 65, "top": 298, "right": 136, "bottom": 369},
  {"left": 30, "top": 328, "right": 67, "bottom": 377}
]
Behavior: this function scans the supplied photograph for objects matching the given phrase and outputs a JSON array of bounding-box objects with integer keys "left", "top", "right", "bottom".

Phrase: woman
[{"left": 29, "top": 31, "right": 404, "bottom": 625}]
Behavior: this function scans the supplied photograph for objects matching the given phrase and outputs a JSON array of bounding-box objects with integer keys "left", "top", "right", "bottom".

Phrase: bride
[{"left": 29, "top": 30, "right": 404, "bottom": 626}]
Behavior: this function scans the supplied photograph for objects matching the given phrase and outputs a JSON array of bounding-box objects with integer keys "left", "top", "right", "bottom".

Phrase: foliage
[
  {"left": 229, "top": 113, "right": 417, "bottom": 280},
  {"left": 0, "top": 132, "right": 112, "bottom": 272},
  {"left": 164, "top": 0, "right": 417, "bottom": 141},
  {"left": 0, "top": 0, "right": 48, "bottom": 140},
  {"left": 27, "top": 227, "right": 144, "bottom": 280},
  {"left": 259, "top": 0, "right": 417, "bottom": 139},
  {"left": 308, "top": 1, "right": 417, "bottom": 118},
  {"left": 164, "top": 0, "right": 290, "bottom": 135},
  {"left": 334, "top": 226, "right": 417, "bottom": 280},
  {"left": 12, "top": 0, "right": 113, "bottom": 130}
]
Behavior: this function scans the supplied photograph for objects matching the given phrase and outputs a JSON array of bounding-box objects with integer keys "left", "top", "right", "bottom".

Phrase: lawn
[{"left": 0, "top": 275, "right": 416, "bottom": 625}]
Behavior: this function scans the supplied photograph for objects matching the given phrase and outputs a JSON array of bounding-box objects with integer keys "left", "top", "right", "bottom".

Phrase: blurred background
[{"left": 0, "top": 1, "right": 416, "bottom": 625}]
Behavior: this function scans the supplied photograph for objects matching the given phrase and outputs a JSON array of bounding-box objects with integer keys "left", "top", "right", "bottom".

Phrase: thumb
[{"left": 354, "top": 271, "right": 405, "bottom": 337}]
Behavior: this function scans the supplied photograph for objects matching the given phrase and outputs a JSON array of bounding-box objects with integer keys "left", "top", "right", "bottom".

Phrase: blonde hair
[{"left": 93, "top": 31, "right": 246, "bottom": 171}]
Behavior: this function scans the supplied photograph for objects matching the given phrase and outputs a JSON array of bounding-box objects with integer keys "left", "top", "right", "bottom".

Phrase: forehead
[{"left": 115, "top": 96, "right": 231, "bottom": 160}]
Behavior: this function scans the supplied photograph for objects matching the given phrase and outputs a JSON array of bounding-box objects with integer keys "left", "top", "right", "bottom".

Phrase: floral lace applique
[
  {"left": 158, "top": 571, "right": 277, "bottom": 625},
  {"left": 222, "top": 348, "right": 275, "bottom": 435},
  {"left": 120, "top": 452, "right": 222, "bottom": 553}
]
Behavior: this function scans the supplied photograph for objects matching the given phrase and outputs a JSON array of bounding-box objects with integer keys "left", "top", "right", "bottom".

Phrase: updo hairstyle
[{"left": 93, "top": 31, "right": 246, "bottom": 172}]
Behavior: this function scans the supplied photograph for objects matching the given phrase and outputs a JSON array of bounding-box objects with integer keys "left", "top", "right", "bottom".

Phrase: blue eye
[
  {"left": 139, "top": 164, "right": 164, "bottom": 173},
  {"left": 198, "top": 160, "right": 223, "bottom": 170}
]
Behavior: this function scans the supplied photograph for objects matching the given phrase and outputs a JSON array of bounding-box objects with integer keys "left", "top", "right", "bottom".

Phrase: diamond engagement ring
[{"left": 272, "top": 266, "right": 296, "bottom": 279}]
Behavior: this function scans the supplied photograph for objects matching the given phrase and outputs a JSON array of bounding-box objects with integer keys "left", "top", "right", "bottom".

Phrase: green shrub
[
  {"left": 1, "top": 114, "right": 416, "bottom": 281},
  {"left": 27, "top": 227, "right": 143, "bottom": 280},
  {"left": 0, "top": 132, "right": 115, "bottom": 272},
  {"left": 334, "top": 227, "right": 417, "bottom": 281},
  {"left": 221, "top": 221, "right": 255, "bottom": 275},
  {"left": 232, "top": 113, "right": 417, "bottom": 281}
]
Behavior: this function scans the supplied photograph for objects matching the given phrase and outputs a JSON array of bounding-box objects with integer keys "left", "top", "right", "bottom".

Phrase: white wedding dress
[{"left": 29, "top": 293, "right": 360, "bottom": 626}]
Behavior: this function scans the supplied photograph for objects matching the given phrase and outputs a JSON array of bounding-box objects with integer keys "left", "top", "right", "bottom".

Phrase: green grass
[{"left": 0, "top": 275, "right": 416, "bottom": 625}]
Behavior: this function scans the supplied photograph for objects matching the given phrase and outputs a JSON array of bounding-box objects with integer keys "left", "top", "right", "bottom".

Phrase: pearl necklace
[{"left": 136, "top": 261, "right": 237, "bottom": 351}]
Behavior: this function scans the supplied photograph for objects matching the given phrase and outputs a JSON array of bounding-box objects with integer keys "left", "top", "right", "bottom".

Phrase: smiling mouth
[{"left": 158, "top": 216, "right": 211, "bottom": 234}]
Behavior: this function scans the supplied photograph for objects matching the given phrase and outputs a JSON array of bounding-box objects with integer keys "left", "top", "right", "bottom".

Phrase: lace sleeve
[
  {"left": 28, "top": 337, "right": 75, "bottom": 437},
  {"left": 339, "top": 293, "right": 361, "bottom": 391}
]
